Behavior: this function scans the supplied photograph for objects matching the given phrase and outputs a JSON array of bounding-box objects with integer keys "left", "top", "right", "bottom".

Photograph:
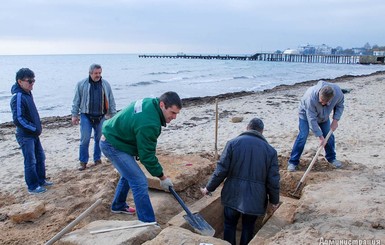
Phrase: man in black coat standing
[
  {"left": 10, "top": 68, "right": 53, "bottom": 194},
  {"left": 201, "top": 118, "right": 280, "bottom": 245}
]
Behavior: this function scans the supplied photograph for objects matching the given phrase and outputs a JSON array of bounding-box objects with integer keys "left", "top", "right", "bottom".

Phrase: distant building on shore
[
  {"left": 352, "top": 47, "right": 367, "bottom": 55},
  {"left": 359, "top": 55, "right": 385, "bottom": 64},
  {"left": 285, "top": 44, "right": 334, "bottom": 55},
  {"left": 282, "top": 49, "right": 299, "bottom": 55},
  {"left": 298, "top": 44, "right": 334, "bottom": 55},
  {"left": 373, "top": 50, "right": 385, "bottom": 56}
]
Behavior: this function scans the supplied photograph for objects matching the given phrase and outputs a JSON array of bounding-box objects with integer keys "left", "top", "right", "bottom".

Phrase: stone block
[
  {"left": 7, "top": 200, "right": 45, "bottom": 223},
  {"left": 140, "top": 154, "right": 214, "bottom": 191},
  {"left": 249, "top": 196, "right": 299, "bottom": 244},
  {"left": 57, "top": 220, "right": 161, "bottom": 245},
  {"left": 143, "top": 226, "right": 230, "bottom": 245}
]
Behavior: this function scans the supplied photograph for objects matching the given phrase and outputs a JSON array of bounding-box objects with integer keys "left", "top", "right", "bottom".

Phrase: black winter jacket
[
  {"left": 10, "top": 83, "right": 42, "bottom": 137},
  {"left": 206, "top": 130, "right": 280, "bottom": 216}
]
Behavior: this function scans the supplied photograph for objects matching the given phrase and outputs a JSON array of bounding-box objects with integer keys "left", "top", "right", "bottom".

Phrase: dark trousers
[
  {"left": 16, "top": 135, "right": 46, "bottom": 190},
  {"left": 223, "top": 206, "right": 263, "bottom": 245},
  {"left": 288, "top": 118, "right": 336, "bottom": 165}
]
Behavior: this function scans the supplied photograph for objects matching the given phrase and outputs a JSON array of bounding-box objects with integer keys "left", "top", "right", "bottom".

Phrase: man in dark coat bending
[{"left": 201, "top": 118, "right": 280, "bottom": 245}]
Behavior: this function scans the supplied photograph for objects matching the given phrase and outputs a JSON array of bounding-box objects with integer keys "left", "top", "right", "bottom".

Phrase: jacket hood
[{"left": 11, "top": 83, "right": 25, "bottom": 94}]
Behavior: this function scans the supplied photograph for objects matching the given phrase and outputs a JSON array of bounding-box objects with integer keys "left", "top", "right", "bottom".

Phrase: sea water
[{"left": 1, "top": 53, "right": 384, "bottom": 123}]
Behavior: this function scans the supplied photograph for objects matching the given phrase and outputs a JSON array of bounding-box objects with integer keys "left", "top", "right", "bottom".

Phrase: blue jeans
[
  {"left": 79, "top": 113, "right": 104, "bottom": 163},
  {"left": 289, "top": 118, "right": 336, "bottom": 166},
  {"left": 16, "top": 135, "right": 46, "bottom": 191},
  {"left": 100, "top": 139, "right": 156, "bottom": 222},
  {"left": 223, "top": 206, "right": 262, "bottom": 245}
]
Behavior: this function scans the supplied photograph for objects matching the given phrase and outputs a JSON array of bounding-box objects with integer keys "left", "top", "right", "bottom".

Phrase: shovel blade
[
  {"left": 183, "top": 213, "right": 215, "bottom": 237},
  {"left": 289, "top": 181, "right": 303, "bottom": 199}
]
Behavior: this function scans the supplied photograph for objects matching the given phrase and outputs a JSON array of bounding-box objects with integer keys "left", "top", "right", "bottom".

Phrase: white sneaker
[
  {"left": 28, "top": 186, "right": 47, "bottom": 194},
  {"left": 329, "top": 159, "right": 342, "bottom": 168},
  {"left": 287, "top": 163, "right": 297, "bottom": 172}
]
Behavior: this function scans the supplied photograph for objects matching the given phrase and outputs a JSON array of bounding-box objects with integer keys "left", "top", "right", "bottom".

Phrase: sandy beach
[{"left": 0, "top": 71, "right": 384, "bottom": 244}]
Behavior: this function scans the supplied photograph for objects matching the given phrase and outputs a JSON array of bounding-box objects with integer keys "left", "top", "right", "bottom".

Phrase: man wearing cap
[{"left": 201, "top": 118, "right": 280, "bottom": 245}]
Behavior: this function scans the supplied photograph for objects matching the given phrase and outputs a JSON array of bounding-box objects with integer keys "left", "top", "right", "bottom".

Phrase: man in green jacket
[{"left": 100, "top": 91, "right": 182, "bottom": 222}]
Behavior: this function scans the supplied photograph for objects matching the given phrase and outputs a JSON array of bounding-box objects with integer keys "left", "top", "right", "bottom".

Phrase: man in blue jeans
[
  {"left": 10, "top": 68, "right": 53, "bottom": 194},
  {"left": 201, "top": 118, "right": 280, "bottom": 245},
  {"left": 287, "top": 80, "right": 345, "bottom": 172},
  {"left": 71, "top": 64, "right": 116, "bottom": 171},
  {"left": 100, "top": 91, "right": 181, "bottom": 221}
]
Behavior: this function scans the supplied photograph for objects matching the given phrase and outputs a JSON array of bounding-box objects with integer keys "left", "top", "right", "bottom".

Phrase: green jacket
[{"left": 102, "top": 97, "right": 166, "bottom": 177}]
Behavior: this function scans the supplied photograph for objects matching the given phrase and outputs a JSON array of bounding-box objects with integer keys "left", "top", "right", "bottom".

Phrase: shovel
[
  {"left": 169, "top": 186, "right": 215, "bottom": 236},
  {"left": 290, "top": 129, "right": 333, "bottom": 199}
]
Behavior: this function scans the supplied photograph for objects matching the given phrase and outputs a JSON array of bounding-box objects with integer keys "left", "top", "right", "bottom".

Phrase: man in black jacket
[
  {"left": 201, "top": 118, "right": 280, "bottom": 245},
  {"left": 10, "top": 68, "right": 53, "bottom": 194}
]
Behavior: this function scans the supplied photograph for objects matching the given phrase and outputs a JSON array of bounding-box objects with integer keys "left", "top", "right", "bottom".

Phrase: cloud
[{"left": 1, "top": 0, "right": 385, "bottom": 55}]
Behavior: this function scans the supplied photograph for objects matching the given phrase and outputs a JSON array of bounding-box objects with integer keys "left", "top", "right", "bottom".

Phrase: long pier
[
  {"left": 139, "top": 54, "right": 249, "bottom": 60},
  {"left": 139, "top": 53, "right": 361, "bottom": 64}
]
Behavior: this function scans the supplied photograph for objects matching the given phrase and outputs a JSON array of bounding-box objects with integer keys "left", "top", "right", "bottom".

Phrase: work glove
[{"left": 159, "top": 177, "right": 173, "bottom": 191}]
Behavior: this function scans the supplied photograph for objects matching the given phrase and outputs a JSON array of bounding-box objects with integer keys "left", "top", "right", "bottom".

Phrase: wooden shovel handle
[{"left": 299, "top": 129, "right": 333, "bottom": 183}]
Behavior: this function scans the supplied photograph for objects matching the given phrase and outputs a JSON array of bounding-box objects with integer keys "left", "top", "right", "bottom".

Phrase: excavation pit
[{"left": 152, "top": 153, "right": 347, "bottom": 243}]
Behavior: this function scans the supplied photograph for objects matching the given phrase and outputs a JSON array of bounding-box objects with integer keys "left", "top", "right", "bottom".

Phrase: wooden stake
[{"left": 215, "top": 98, "right": 219, "bottom": 160}]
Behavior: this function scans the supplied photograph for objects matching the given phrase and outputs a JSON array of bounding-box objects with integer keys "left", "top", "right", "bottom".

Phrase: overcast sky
[{"left": 1, "top": 0, "right": 384, "bottom": 55}]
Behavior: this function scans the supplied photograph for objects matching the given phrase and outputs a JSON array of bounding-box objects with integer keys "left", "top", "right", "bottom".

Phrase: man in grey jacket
[
  {"left": 71, "top": 64, "right": 116, "bottom": 170},
  {"left": 287, "top": 80, "right": 344, "bottom": 172},
  {"left": 201, "top": 118, "right": 280, "bottom": 245}
]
